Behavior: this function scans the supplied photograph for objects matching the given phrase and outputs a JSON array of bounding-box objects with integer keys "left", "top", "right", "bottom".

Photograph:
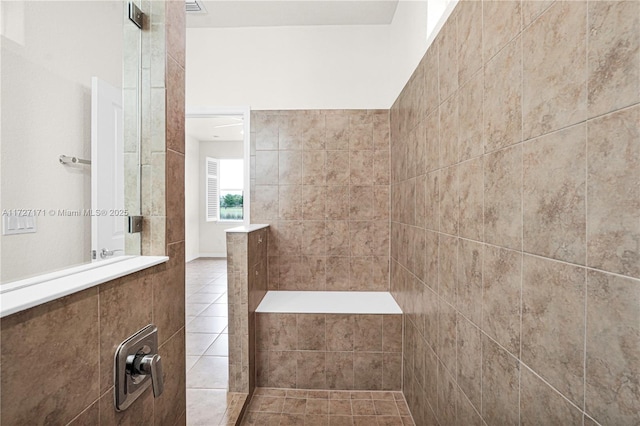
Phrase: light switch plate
[{"left": 2, "top": 213, "right": 37, "bottom": 235}]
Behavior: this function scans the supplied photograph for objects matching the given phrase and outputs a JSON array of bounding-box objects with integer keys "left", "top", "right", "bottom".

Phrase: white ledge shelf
[
  {"left": 256, "top": 291, "right": 402, "bottom": 314},
  {"left": 0, "top": 256, "right": 168, "bottom": 318},
  {"left": 225, "top": 224, "right": 269, "bottom": 233}
]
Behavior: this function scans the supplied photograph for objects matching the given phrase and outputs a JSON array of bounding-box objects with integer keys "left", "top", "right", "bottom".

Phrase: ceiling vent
[{"left": 185, "top": 0, "right": 207, "bottom": 14}]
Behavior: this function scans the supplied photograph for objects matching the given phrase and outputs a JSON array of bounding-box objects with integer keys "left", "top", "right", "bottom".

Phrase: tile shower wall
[
  {"left": 226, "top": 227, "right": 269, "bottom": 394},
  {"left": 390, "top": 1, "right": 639, "bottom": 425},
  {"left": 0, "top": 1, "right": 187, "bottom": 424},
  {"left": 255, "top": 313, "right": 402, "bottom": 390},
  {"left": 250, "top": 110, "right": 391, "bottom": 291}
]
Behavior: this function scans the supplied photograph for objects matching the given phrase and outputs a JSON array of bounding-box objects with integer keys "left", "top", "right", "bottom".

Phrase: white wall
[
  {"left": 388, "top": 0, "right": 429, "bottom": 99},
  {"left": 1, "top": 1, "right": 123, "bottom": 282},
  {"left": 186, "top": 1, "right": 431, "bottom": 110},
  {"left": 185, "top": 134, "right": 200, "bottom": 262},
  {"left": 385, "top": 0, "right": 459, "bottom": 102},
  {"left": 191, "top": 140, "right": 244, "bottom": 258}
]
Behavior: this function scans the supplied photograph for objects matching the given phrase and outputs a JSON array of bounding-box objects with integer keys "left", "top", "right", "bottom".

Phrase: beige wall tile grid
[
  {"left": 255, "top": 313, "right": 403, "bottom": 391},
  {"left": 390, "top": 1, "right": 639, "bottom": 425},
  {"left": 250, "top": 109, "right": 392, "bottom": 292},
  {"left": 226, "top": 227, "right": 269, "bottom": 395},
  {"left": 0, "top": 1, "right": 188, "bottom": 424}
]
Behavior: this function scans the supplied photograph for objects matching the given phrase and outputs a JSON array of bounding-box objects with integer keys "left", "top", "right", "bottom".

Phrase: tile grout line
[
  {"left": 583, "top": 3, "right": 590, "bottom": 423},
  {"left": 479, "top": 1, "right": 486, "bottom": 418},
  {"left": 519, "top": 16, "right": 525, "bottom": 424}
]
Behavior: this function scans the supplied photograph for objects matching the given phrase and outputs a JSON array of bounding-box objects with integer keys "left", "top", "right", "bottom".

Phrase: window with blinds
[
  {"left": 206, "top": 157, "right": 244, "bottom": 222},
  {"left": 205, "top": 157, "right": 219, "bottom": 221}
]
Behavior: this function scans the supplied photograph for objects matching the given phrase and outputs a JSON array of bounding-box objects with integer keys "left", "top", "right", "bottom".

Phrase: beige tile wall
[
  {"left": 250, "top": 110, "right": 391, "bottom": 291},
  {"left": 255, "top": 313, "right": 402, "bottom": 390},
  {"left": 0, "top": 1, "right": 187, "bottom": 424},
  {"left": 390, "top": 1, "right": 639, "bottom": 425},
  {"left": 226, "top": 227, "right": 269, "bottom": 395}
]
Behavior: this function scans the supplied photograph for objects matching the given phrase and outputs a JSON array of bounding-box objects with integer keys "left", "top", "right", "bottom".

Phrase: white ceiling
[
  {"left": 186, "top": 116, "right": 244, "bottom": 142},
  {"left": 186, "top": 1, "right": 400, "bottom": 28}
]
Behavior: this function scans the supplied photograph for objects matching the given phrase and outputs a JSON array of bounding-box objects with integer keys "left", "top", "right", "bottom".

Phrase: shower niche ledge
[{"left": 0, "top": 255, "right": 168, "bottom": 318}]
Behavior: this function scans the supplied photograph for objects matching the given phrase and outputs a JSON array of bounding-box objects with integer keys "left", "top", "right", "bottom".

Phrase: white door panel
[{"left": 91, "top": 77, "right": 124, "bottom": 261}]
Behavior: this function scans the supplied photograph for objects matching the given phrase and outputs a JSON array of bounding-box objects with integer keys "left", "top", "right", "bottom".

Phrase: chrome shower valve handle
[
  {"left": 115, "top": 324, "right": 163, "bottom": 411},
  {"left": 126, "top": 352, "right": 164, "bottom": 397}
]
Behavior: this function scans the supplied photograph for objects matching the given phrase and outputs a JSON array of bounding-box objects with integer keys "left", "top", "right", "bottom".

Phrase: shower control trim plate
[{"left": 114, "top": 324, "right": 163, "bottom": 411}]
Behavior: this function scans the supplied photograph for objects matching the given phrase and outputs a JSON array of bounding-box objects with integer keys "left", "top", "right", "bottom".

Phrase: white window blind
[{"left": 206, "top": 157, "right": 219, "bottom": 221}]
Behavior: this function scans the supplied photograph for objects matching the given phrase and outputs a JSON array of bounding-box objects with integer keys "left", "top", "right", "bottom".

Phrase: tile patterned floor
[
  {"left": 186, "top": 258, "right": 240, "bottom": 426},
  {"left": 242, "top": 388, "right": 416, "bottom": 425}
]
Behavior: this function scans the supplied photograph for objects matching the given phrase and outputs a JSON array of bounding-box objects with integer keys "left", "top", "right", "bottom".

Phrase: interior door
[{"left": 91, "top": 77, "right": 125, "bottom": 261}]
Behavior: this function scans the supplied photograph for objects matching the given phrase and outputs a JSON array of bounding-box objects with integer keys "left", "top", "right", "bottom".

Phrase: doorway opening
[{"left": 184, "top": 107, "right": 250, "bottom": 424}]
